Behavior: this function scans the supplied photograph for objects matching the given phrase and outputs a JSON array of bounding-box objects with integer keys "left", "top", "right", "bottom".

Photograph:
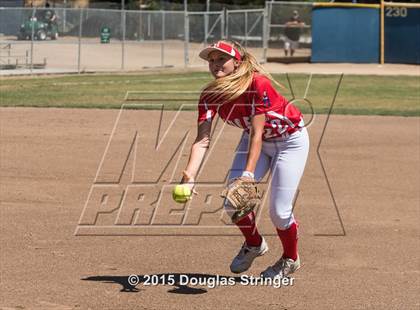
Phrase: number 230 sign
[{"left": 385, "top": 7, "right": 408, "bottom": 18}]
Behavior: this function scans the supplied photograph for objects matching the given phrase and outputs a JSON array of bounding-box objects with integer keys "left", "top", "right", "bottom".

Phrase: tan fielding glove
[{"left": 221, "top": 176, "right": 262, "bottom": 223}]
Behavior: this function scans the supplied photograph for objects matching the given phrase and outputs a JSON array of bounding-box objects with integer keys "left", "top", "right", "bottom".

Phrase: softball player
[{"left": 180, "top": 40, "right": 309, "bottom": 279}]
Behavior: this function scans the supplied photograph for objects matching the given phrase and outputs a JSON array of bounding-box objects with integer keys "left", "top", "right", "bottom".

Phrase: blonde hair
[{"left": 202, "top": 40, "right": 283, "bottom": 104}]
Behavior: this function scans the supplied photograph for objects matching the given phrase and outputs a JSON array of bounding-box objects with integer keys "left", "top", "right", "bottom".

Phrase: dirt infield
[{"left": 0, "top": 107, "right": 419, "bottom": 310}]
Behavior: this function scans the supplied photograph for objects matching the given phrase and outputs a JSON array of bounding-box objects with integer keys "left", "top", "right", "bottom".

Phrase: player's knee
[{"left": 269, "top": 207, "right": 294, "bottom": 229}]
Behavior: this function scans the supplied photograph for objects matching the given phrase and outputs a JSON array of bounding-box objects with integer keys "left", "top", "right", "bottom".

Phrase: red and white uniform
[
  {"left": 198, "top": 73, "right": 305, "bottom": 140},
  {"left": 198, "top": 72, "right": 309, "bottom": 230}
]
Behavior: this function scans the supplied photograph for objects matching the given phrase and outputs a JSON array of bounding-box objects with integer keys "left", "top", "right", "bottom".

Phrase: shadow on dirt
[{"left": 82, "top": 273, "right": 242, "bottom": 294}]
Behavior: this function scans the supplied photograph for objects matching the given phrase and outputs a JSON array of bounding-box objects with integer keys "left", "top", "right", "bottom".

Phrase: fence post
[
  {"left": 138, "top": 11, "right": 143, "bottom": 40},
  {"left": 147, "top": 13, "right": 151, "bottom": 38},
  {"left": 63, "top": 6, "right": 67, "bottom": 33},
  {"left": 121, "top": 9, "right": 126, "bottom": 70},
  {"left": 78, "top": 9, "right": 82, "bottom": 73},
  {"left": 204, "top": 12, "right": 209, "bottom": 45},
  {"left": 184, "top": 11, "right": 189, "bottom": 67},
  {"left": 161, "top": 10, "right": 165, "bottom": 67},
  {"left": 30, "top": 7, "right": 35, "bottom": 74},
  {"left": 245, "top": 11, "right": 248, "bottom": 48},
  {"left": 262, "top": 4, "right": 270, "bottom": 63},
  {"left": 380, "top": 0, "right": 385, "bottom": 64},
  {"left": 222, "top": 8, "right": 227, "bottom": 39}
]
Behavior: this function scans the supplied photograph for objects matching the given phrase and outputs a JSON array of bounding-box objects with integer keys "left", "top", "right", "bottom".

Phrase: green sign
[{"left": 100, "top": 27, "right": 111, "bottom": 43}]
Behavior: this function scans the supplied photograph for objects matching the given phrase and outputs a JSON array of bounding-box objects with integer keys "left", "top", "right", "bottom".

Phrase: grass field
[{"left": 0, "top": 72, "right": 418, "bottom": 116}]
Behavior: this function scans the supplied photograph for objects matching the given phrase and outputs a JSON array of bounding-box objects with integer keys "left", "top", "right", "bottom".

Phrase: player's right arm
[
  {"left": 181, "top": 120, "right": 212, "bottom": 185},
  {"left": 181, "top": 93, "right": 217, "bottom": 187}
]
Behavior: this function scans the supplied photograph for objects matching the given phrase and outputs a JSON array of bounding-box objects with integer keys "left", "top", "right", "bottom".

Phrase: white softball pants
[{"left": 225, "top": 128, "right": 309, "bottom": 229}]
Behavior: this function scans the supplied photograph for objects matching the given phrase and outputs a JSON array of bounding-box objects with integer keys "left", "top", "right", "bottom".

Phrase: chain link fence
[
  {"left": 0, "top": 3, "right": 314, "bottom": 73},
  {"left": 264, "top": 1, "right": 313, "bottom": 60},
  {"left": 226, "top": 8, "right": 266, "bottom": 62}
]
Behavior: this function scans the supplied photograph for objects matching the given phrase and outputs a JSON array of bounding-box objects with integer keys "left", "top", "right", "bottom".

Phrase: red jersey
[{"left": 197, "top": 73, "right": 304, "bottom": 141}]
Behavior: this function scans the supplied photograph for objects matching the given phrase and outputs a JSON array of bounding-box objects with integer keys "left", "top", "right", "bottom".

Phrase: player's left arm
[{"left": 244, "top": 114, "right": 265, "bottom": 175}]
